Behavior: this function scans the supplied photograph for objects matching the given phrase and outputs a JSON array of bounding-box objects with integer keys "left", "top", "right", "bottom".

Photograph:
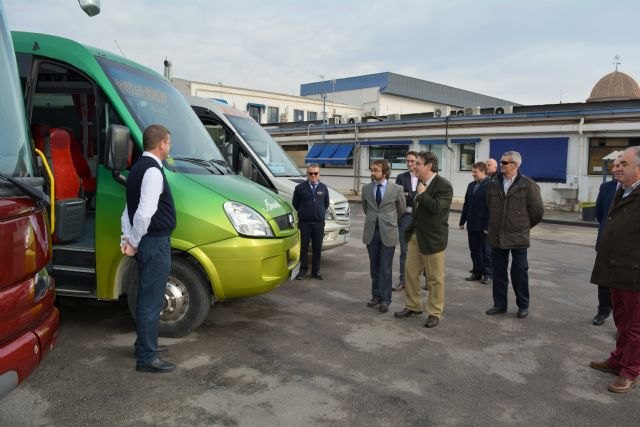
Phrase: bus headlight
[{"left": 224, "top": 201, "right": 274, "bottom": 237}]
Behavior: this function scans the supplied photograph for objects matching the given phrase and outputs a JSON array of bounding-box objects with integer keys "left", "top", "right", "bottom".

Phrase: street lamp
[
  {"left": 321, "top": 92, "right": 327, "bottom": 144},
  {"left": 307, "top": 123, "right": 316, "bottom": 145}
]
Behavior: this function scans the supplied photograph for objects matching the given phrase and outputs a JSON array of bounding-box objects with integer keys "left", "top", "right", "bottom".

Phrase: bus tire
[{"left": 127, "top": 257, "right": 212, "bottom": 338}]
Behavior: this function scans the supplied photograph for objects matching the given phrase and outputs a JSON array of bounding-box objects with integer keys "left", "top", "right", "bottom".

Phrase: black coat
[
  {"left": 292, "top": 181, "right": 330, "bottom": 223},
  {"left": 395, "top": 171, "right": 416, "bottom": 210},
  {"left": 594, "top": 179, "right": 618, "bottom": 251},
  {"left": 459, "top": 178, "right": 490, "bottom": 232}
]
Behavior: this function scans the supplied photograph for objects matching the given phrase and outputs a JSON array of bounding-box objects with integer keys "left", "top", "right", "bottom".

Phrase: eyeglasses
[
  {"left": 414, "top": 161, "right": 424, "bottom": 166},
  {"left": 500, "top": 160, "right": 514, "bottom": 165},
  {"left": 308, "top": 172, "right": 319, "bottom": 176},
  {"left": 370, "top": 168, "right": 382, "bottom": 173}
]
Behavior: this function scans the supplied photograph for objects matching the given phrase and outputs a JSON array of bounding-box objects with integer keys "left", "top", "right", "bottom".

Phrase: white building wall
[{"left": 378, "top": 93, "right": 440, "bottom": 116}]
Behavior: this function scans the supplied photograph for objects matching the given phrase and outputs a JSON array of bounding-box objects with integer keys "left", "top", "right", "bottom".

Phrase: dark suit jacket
[
  {"left": 395, "top": 171, "right": 416, "bottom": 210},
  {"left": 459, "top": 178, "right": 490, "bottom": 232},
  {"left": 292, "top": 181, "right": 330, "bottom": 222},
  {"left": 595, "top": 179, "right": 618, "bottom": 251},
  {"left": 406, "top": 174, "right": 453, "bottom": 255}
]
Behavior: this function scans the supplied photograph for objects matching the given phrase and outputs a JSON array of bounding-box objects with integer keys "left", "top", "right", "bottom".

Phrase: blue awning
[
  {"left": 247, "top": 102, "right": 265, "bottom": 109},
  {"left": 324, "top": 144, "right": 354, "bottom": 166},
  {"left": 361, "top": 140, "right": 412, "bottom": 146},
  {"left": 451, "top": 138, "right": 481, "bottom": 144},
  {"left": 304, "top": 143, "right": 325, "bottom": 163},
  {"left": 489, "top": 137, "right": 569, "bottom": 183},
  {"left": 212, "top": 98, "right": 228, "bottom": 104},
  {"left": 419, "top": 139, "right": 446, "bottom": 145}
]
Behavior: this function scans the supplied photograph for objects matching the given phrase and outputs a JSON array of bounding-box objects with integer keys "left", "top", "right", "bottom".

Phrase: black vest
[{"left": 126, "top": 156, "right": 176, "bottom": 237}]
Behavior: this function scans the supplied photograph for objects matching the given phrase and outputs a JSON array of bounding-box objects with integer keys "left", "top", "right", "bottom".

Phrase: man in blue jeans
[
  {"left": 121, "top": 124, "right": 176, "bottom": 373},
  {"left": 485, "top": 151, "right": 543, "bottom": 319}
]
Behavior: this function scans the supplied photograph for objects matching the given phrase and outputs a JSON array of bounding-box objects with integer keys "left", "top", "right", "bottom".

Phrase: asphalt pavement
[{"left": 1, "top": 209, "right": 636, "bottom": 426}]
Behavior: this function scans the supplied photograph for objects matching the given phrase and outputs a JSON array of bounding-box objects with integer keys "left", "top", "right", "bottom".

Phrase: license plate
[{"left": 290, "top": 262, "right": 301, "bottom": 281}]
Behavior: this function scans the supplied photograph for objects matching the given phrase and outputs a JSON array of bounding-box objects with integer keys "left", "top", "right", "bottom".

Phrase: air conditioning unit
[
  {"left": 433, "top": 106, "right": 450, "bottom": 118},
  {"left": 387, "top": 113, "right": 401, "bottom": 121},
  {"left": 347, "top": 117, "right": 361, "bottom": 124},
  {"left": 464, "top": 106, "right": 481, "bottom": 116},
  {"left": 452, "top": 109, "right": 464, "bottom": 117},
  {"left": 279, "top": 113, "right": 288, "bottom": 122},
  {"left": 494, "top": 105, "right": 513, "bottom": 115},
  {"left": 362, "top": 108, "right": 377, "bottom": 117},
  {"left": 328, "top": 117, "right": 342, "bottom": 125}
]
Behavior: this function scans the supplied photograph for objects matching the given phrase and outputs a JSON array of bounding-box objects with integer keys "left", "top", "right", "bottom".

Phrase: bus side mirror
[{"left": 105, "top": 124, "right": 131, "bottom": 186}]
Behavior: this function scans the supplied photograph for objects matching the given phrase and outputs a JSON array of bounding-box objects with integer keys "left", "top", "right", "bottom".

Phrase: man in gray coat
[
  {"left": 485, "top": 151, "right": 543, "bottom": 319},
  {"left": 590, "top": 146, "right": 640, "bottom": 393},
  {"left": 362, "top": 160, "right": 406, "bottom": 313}
]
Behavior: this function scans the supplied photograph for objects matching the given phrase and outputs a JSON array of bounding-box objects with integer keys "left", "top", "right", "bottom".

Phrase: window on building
[
  {"left": 588, "top": 137, "right": 640, "bottom": 175},
  {"left": 307, "top": 111, "right": 317, "bottom": 121},
  {"left": 293, "top": 109, "right": 304, "bottom": 122},
  {"left": 459, "top": 144, "right": 476, "bottom": 171},
  {"left": 282, "top": 144, "right": 309, "bottom": 168},
  {"left": 267, "top": 106, "right": 279, "bottom": 124},
  {"left": 248, "top": 105, "right": 262, "bottom": 123},
  {"left": 369, "top": 146, "right": 409, "bottom": 170}
]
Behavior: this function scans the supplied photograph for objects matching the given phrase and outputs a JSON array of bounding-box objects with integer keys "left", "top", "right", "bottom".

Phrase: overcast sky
[{"left": 5, "top": 0, "right": 640, "bottom": 105}]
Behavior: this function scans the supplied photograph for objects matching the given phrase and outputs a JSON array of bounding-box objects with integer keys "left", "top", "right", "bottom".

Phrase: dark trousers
[
  {"left": 608, "top": 288, "right": 640, "bottom": 380},
  {"left": 299, "top": 221, "right": 324, "bottom": 275},
  {"left": 397, "top": 213, "right": 413, "bottom": 283},
  {"left": 134, "top": 235, "right": 171, "bottom": 364},
  {"left": 597, "top": 285, "right": 612, "bottom": 316},
  {"left": 467, "top": 230, "right": 492, "bottom": 277},
  {"left": 491, "top": 247, "right": 529, "bottom": 310},
  {"left": 367, "top": 227, "right": 395, "bottom": 305}
]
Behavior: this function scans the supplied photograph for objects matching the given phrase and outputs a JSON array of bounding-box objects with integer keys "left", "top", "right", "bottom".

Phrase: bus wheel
[{"left": 127, "top": 258, "right": 212, "bottom": 338}]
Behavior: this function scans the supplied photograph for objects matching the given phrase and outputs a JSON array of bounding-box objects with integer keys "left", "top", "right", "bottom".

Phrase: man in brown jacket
[
  {"left": 485, "top": 151, "right": 543, "bottom": 319},
  {"left": 590, "top": 146, "right": 640, "bottom": 393}
]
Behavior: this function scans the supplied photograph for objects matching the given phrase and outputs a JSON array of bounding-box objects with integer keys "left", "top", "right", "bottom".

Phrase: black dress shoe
[
  {"left": 379, "top": 303, "right": 389, "bottom": 313},
  {"left": 295, "top": 273, "right": 305, "bottom": 280},
  {"left": 486, "top": 307, "right": 507, "bottom": 315},
  {"left": 310, "top": 273, "right": 323, "bottom": 280},
  {"left": 593, "top": 313, "right": 608, "bottom": 326},
  {"left": 517, "top": 308, "right": 528, "bottom": 318},
  {"left": 394, "top": 308, "right": 423, "bottom": 318},
  {"left": 367, "top": 298, "right": 380, "bottom": 308},
  {"left": 392, "top": 283, "right": 405, "bottom": 291},
  {"left": 424, "top": 315, "right": 439, "bottom": 328},
  {"left": 136, "top": 358, "right": 176, "bottom": 373},
  {"left": 465, "top": 274, "right": 482, "bottom": 282},
  {"left": 481, "top": 276, "right": 492, "bottom": 285}
]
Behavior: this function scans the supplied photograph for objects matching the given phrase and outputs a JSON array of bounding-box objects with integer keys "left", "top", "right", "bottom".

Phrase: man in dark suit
[
  {"left": 459, "top": 161, "right": 492, "bottom": 284},
  {"left": 393, "top": 151, "right": 419, "bottom": 291},
  {"left": 394, "top": 151, "right": 453, "bottom": 328},
  {"left": 362, "top": 160, "right": 406, "bottom": 313},
  {"left": 592, "top": 155, "right": 622, "bottom": 325},
  {"left": 292, "top": 163, "right": 330, "bottom": 280}
]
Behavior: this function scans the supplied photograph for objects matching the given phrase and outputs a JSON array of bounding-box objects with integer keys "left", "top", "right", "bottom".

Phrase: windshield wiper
[
  {"left": 0, "top": 172, "right": 48, "bottom": 205},
  {"left": 207, "top": 159, "right": 232, "bottom": 174},
  {"left": 171, "top": 157, "right": 221, "bottom": 174}
]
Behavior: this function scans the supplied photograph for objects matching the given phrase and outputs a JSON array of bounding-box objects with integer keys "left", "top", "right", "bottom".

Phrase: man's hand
[
  {"left": 121, "top": 241, "right": 137, "bottom": 256},
  {"left": 416, "top": 182, "right": 426, "bottom": 195},
  {"left": 459, "top": 225, "right": 465, "bottom": 230}
]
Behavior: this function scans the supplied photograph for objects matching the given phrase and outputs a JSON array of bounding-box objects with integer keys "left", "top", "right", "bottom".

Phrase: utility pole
[{"left": 321, "top": 92, "right": 327, "bottom": 144}]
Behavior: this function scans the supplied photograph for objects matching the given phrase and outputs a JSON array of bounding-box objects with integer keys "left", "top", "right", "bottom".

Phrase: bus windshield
[
  {"left": 225, "top": 114, "right": 302, "bottom": 177},
  {"left": 97, "top": 57, "right": 227, "bottom": 172},
  {"left": 0, "top": 10, "right": 33, "bottom": 179}
]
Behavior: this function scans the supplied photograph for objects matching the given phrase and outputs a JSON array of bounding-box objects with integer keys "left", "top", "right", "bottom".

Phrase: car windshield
[
  {"left": 0, "top": 7, "right": 33, "bottom": 180},
  {"left": 97, "top": 57, "right": 227, "bottom": 174},
  {"left": 225, "top": 114, "right": 302, "bottom": 177}
]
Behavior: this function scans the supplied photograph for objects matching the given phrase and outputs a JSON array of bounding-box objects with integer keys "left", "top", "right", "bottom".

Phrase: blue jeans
[
  {"left": 134, "top": 235, "right": 171, "bottom": 364},
  {"left": 491, "top": 247, "right": 529, "bottom": 310},
  {"left": 397, "top": 213, "right": 412, "bottom": 283},
  {"left": 367, "top": 227, "right": 395, "bottom": 305}
]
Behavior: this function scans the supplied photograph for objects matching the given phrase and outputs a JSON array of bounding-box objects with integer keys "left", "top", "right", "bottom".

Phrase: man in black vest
[
  {"left": 121, "top": 124, "right": 176, "bottom": 373},
  {"left": 292, "top": 163, "right": 330, "bottom": 280}
]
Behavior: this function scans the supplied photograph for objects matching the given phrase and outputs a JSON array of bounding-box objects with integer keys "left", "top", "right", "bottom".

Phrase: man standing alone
[
  {"left": 394, "top": 151, "right": 419, "bottom": 291},
  {"left": 362, "top": 160, "right": 406, "bottom": 313},
  {"left": 485, "top": 151, "right": 543, "bottom": 319},
  {"left": 121, "top": 124, "right": 176, "bottom": 373},
  {"left": 293, "top": 164, "right": 330, "bottom": 280},
  {"left": 590, "top": 146, "right": 640, "bottom": 393},
  {"left": 394, "top": 152, "right": 453, "bottom": 328}
]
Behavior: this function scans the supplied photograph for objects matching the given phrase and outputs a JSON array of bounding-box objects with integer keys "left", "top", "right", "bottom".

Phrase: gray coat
[{"left": 361, "top": 181, "right": 406, "bottom": 247}]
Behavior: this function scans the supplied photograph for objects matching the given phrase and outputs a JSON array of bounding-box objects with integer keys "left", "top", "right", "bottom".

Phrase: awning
[
  {"left": 246, "top": 103, "right": 265, "bottom": 109},
  {"left": 304, "top": 143, "right": 324, "bottom": 163},
  {"left": 360, "top": 140, "right": 412, "bottom": 146},
  {"left": 324, "top": 144, "right": 354, "bottom": 166},
  {"left": 451, "top": 138, "right": 481, "bottom": 144},
  {"left": 213, "top": 98, "right": 228, "bottom": 104},
  {"left": 489, "top": 137, "right": 569, "bottom": 183},
  {"left": 419, "top": 139, "right": 446, "bottom": 145}
]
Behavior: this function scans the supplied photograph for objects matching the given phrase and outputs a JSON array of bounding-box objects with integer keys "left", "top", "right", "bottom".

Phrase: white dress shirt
[{"left": 121, "top": 152, "right": 165, "bottom": 249}]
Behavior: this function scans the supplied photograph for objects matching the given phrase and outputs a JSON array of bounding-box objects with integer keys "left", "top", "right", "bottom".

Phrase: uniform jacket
[
  {"left": 591, "top": 185, "right": 640, "bottom": 291},
  {"left": 594, "top": 179, "right": 618, "bottom": 251},
  {"left": 486, "top": 172, "right": 544, "bottom": 249},
  {"left": 406, "top": 174, "right": 453, "bottom": 255},
  {"left": 361, "top": 181, "right": 406, "bottom": 247},
  {"left": 292, "top": 181, "right": 330, "bottom": 223},
  {"left": 395, "top": 171, "right": 417, "bottom": 212},
  {"left": 459, "top": 178, "right": 490, "bottom": 232}
]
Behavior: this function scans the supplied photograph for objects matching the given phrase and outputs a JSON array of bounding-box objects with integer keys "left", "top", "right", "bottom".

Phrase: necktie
[
  {"left": 312, "top": 184, "right": 317, "bottom": 193},
  {"left": 376, "top": 184, "right": 382, "bottom": 207}
]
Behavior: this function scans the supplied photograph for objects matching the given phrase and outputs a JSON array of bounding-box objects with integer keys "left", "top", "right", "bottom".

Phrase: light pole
[
  {"left": 306, "top": 123, "right": 316, "bottom": 145},
  {"left": 321, "top": 92, "right": 327, "bottom": 144}
]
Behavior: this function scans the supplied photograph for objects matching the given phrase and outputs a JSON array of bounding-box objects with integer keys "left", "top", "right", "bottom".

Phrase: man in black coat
[
  {"left": 292, "top": 164, "right": 330, "bottom": 280},
  {"left": 393, "top": 151, "right": 419, "bottom": 291},
  {"left": 459, "top": 161, "right": 492, "bottom": 284}
]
